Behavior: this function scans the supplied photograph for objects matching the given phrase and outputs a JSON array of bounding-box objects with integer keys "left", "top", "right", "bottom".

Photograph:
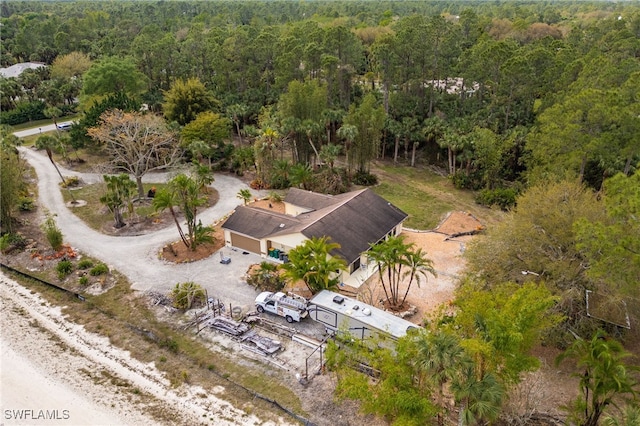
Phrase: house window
[{"left": 353, "top": 258, "right": 361, "bottom": 272}]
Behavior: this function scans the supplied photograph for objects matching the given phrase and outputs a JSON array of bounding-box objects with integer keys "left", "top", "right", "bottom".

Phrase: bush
[
  {"left": 79, "top": 276, "right": 89, "bottom": 286},
  {"left": 268, "top": 191, "right": 283, "bottom": 203},
  {"left": 246, "top": 261, "right": 284, "bottom": 292},
  {"left": 170, "top": 281, "right": 205, "bottom": 309},
  {"left": 0, "top": 100, "right": 46, "bottom": 125},
  {"left": 78, "top": 259, "right": 94, "bottom": 270},
  {"left": 0, "top": 233, "right": 26, "bottom": 253},
  {"left": 352, "top": 170, "right": 378, "bottom": 186},
  {"left": 60, "top": 176, "right": 81, "bottom": 188},
  {"left": 18, "top": 197, "right": 35, "bottom": 211},
  {"left": 41, "top": 213, "right": 63, "bottom": 251},
  {"left": 451, "top": 170, "right": 482, "bottom": 190},
  {"left": 89, "top": 263, "right": 109, "bottom": 276},
  {"left": 475, "top": 187, "right": 518, "bottom": 211},
  {"left": 56, "top": 260, "right": 74, "bottom": 279}
]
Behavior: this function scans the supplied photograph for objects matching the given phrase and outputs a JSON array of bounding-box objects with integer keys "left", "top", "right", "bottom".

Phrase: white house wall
[
  {"left": 266, "top": 232, "right": 307, "bottom": 255},
  {"left": 284, "top": 202, "right": 314, "bottom": 217}
]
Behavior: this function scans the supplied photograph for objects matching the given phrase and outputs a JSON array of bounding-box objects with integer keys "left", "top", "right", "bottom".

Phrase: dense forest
[
  {"left": 1, "top": 0, "right": 638, "bottom": 195},
  {"left": 1, "top": 2, "right": 639, "bottom": 424}
]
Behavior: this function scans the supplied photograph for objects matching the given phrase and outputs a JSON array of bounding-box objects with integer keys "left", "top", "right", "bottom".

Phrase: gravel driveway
[{"left": 19, "top": 146, "right": 266, "bottom": 308}]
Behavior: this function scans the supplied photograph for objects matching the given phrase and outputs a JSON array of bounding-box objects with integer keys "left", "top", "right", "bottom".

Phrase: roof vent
[
  {"left": 362, "top": 308, "right": 371, "bottom": 316},
  {"left": 279, "top": 223, "right": 285, "bottom": 228},
  {"left": 353, "top": 305, "right": 359, "bottom": 310},
  {"left": 332, "top": 295, "right": 344, "bottom": 304}
]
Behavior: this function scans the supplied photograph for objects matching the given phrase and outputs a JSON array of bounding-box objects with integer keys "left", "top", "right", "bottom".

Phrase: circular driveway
[{"left": 18, "top": 146, "right": 266, "bottom": 308}]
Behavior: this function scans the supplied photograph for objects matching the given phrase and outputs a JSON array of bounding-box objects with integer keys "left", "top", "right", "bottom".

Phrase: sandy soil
[{"left": 0, "top": 275, "right": 291, "bottom": 426}]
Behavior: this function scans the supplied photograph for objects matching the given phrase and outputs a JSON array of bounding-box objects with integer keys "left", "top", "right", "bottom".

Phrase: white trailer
[
  {"left": 255, "top": 291, "right": 308, "bottom": 323},
  {"left": 307, "top": 290, "right": 420, "bottom": 345}
]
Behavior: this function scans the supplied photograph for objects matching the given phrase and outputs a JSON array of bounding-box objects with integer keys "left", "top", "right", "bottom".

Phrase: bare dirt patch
[
  {"left": 247, "top": 199, "right": 286, "bottom": 214},
  {"left": 160, "top": 227, "right": 225, "bottom": 263}
]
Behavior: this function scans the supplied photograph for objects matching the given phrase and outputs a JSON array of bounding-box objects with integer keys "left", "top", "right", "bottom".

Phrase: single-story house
[{"left": 222, "top": 188, "right": 408, "bottom": 288}]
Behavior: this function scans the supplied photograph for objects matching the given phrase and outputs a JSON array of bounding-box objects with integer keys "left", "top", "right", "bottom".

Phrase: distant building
[{"left": 0, "top": 62, "right": 47, "bottom": 79}]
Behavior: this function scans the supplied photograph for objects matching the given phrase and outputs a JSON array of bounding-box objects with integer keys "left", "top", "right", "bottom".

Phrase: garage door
[{"left": 230, "top": 233, "right": 261, "bottom": 254}]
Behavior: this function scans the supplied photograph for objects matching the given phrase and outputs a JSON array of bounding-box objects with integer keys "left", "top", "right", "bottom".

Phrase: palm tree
[
  {"left": 227, "top": 103, "right": 248, "bottom": 144},
  {"left": 192, "top": 161, "right": 214, "bottom": 190},
  {"left": 282, "top": 236, "right": 347, "bottom": 293},
  {"left": 270, "top": 159, "right": 292, "bottom": 189},
  {"left": 319, "top": 143, "right": 342, "bottom": 169},
  {"left": 384, "top": 118, "right": 402, "bottom": 164},
  {"left": 154, "top": 173, "right": 209, "bottom": 251},
  {"left": 556, "top": 330, "right": 639, "bottom": 426},
  {"left": 153, "top": 188, "right": 188, "bottom": 248},
  {"left": 451, "top": 365, "right": 505, "bottom": 426},
  {"left": 35, "top": 134, "right": 76, "bottom": 203},
  {"left": 414, "top": 331, "right": 470, "bottom": 426},
  {"left": 302, "top": 119, "right": 323, "bottom": 166},
  {"left": 290, "top": 163, "right": 313, "bottom": 190},
  {"left": 336, "top": 124, "right": 358, "bottom": 173},
  {"left": 237, "top": 188, "right": 252, "bottom": 205},
  {"left": 401, "top": 247, "right": 435, "bottom": 305},
  {"left": 367, "top": 235, "right": 436, "bottom": 310}
]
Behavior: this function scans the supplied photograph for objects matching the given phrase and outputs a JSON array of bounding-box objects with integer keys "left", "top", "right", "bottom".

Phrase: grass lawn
[
  {"left": 371, "top": 163, "right": 504, "bottom": 230},
  {"left": 61, "top": 182, "right": 169, "bottom": 231}
]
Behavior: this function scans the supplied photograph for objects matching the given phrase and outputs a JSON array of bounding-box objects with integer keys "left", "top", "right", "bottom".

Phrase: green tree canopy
[
  {"left": 281, "top": 236, "right": 346, "bottom": 293},
  {"left": 556, "top": 330, "right": 639, "bottom": 426},
  {"left": 163, "top": 77, "right": 218, "bottom": 126},
  {"left": 181, "top": 111, "right": 231, "bottom": 147},
  {"left": 81, "top": 57, "right": 147, "bottom": 108},
  {"left": 51, "top": 51, "right": 92, "bottom": 79},
  {"left": 343, "top": 93, "right": 385, "bottom": 174}
]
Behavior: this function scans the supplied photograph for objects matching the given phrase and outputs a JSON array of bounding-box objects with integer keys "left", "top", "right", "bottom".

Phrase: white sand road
[{"left": 1, "top": 274, "right": 292, "bottom": 426}]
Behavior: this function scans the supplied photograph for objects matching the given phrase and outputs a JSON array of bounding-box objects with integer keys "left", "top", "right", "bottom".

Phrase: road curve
[{"left": 18, "top": 146, "right": 265, "bottom": 307}]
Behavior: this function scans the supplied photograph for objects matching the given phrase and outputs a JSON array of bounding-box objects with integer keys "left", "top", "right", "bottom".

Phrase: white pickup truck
[{"left": 255, "top": 291, "right": 308, "bottom": 323}]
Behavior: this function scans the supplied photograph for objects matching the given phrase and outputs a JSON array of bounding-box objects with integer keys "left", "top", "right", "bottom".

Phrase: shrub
[
  {"left": 41, "top": 213, "right": 63, "bottom": 251},
  {"left": 246, "top": 261, "right": 284, "bottom": 292},
  {"left": 56, "top": 260, "right": 74, "bottom": 279},
  {"left": 351, "top": 170, "right": 378, "bottom": 186},
  {"left": 89, "top": 263, "right": 109, "bottom": 276},
  {"left": 475, "top": 187, "right": 518, "bottom": 211},
  {"left": 268, "top": 191, "right": 283, "bottom": 203},
  {"left": 0, "top": 233, "right": 26, "bottom": 253},
  {"left": 193, "top": 222, "right": 214, "bottom": 247},
  {"left": 170, "top": 281, "right": 205, "bottom": 309},
  {"left": 0, "top": 100, "right": 46, "bottom": 125},
  {"left": 18, "top": 197, "right": 35, "bottom": 211},
  {"left": 451, "top": 170, "right": 482, "bottom": 190},
  {"left": 79, "top": 276, "right": 89, "bottom": 286},
  {"left": 160, "top": 338, "right": 179, "bottom": 353},
  {"left": 60, "top": 176, "right": 81, "bottom": 188},
  {"left": 78, "top": 259, "right": 94, "bottom": 270}
]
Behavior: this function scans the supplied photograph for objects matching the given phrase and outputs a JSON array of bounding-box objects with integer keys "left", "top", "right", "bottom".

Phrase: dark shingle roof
[
  {"left": 222, "top": 188, "right": 408, "bottom": 264},
  {"left": 300, "top": 189, "right": 408, "bottom": 263}
]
